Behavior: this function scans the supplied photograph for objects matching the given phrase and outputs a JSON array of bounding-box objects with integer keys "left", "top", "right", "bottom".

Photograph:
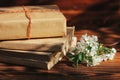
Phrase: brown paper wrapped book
[
  {"left": 0, "top": 5, "right": 66, "bottom": 40},
  {"left": 0, "top": 38, "right": 66, "bottom": 52},
  {"left": 0, "top": 27, "right": 74, "bottom": 52}
]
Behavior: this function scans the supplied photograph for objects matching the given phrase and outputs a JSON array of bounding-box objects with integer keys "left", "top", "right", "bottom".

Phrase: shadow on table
[
  {"left": 68, "top": 0, "right": 120, "bottom": 49},
  {"left": 0, "top": 62, "right": 72, "bottom": 80}
]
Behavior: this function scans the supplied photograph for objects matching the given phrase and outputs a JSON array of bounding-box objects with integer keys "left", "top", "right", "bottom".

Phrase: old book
[
  {"left": 0, "top": 49, "right": 60, "bottom": 61},
  {"left": 0, "top": 38, "right": 66, "bottom": 52},
  {"left": 0, "top": 27, "right": 75, "bottom": 70},
  {"left": 0, "top": 27, "right": 74, "bottom": 52},
  {"left": 0, "top": 5, "right": 66, "bottom": 40},
  {"left": 0, "top": 27, "right": 74, "bottom": 61},
  {"left": 0, "top": 51, "right": 63, "bottom": 70}
]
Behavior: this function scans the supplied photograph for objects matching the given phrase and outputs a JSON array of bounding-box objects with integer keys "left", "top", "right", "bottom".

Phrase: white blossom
[
  {"left": 70, "top": 34, "right": 117, "bottom": 66},
  {"left": 109, "top": 53, "right": 115, "bottom": 60},
  {"left": 111, "top": 48, "right": 116, "bottom": 54}
]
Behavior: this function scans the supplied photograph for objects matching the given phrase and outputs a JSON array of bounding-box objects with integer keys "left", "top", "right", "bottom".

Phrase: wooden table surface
[{"left": 0, "top": 0, "right": 120, "bottom": 80}]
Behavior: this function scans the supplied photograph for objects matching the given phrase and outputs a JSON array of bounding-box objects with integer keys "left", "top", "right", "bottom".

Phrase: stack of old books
[{"left": 0, "top": 5, "right": 74, "bottom": 70}]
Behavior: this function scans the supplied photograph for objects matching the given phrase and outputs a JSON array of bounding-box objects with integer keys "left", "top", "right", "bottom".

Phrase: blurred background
[{"left": 0, "top": 0, "right": 120, "bottom": 48}]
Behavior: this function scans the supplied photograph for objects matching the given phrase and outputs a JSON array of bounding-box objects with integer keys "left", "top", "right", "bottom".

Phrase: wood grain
[{"left": 0, "top": 0, "right": 120, "bottom": 80}]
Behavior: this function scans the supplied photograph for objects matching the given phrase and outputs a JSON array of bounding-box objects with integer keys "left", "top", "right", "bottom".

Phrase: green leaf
[
  {"left": 97, "top": 43, "right": 106, "bottom": 55},
  {"left": 73, "top": 55, "right": 79, "bottom": 68},
  {"left": 88, "top": 56, "right": 93, "bottom": 63},
  {"left": 68, "top": 53, "right": 80, "bottom": 68},
  {"left": 81, "top": 52, "right": 86, "bottom": 63},
  {"left": 78, "top": 53, "right": 82, "bottom": 61},
  {"left": 98, "top": 44, "right": 112, "bottom": 55},
  {"left": 103, "top": 47, "right": 111, "bottom": 54},
  {"left": 68, "top": 54, "right": 76, "bottom": 61},
  {"left": 87, "top": 46, "right": 92, "bottom": 51}
]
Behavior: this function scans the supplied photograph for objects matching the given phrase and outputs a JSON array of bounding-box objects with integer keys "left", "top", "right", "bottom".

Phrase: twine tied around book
[
  {"left": 0, "top": 6, "right": 32, "bottom": 39},
  {"left": 22, "top": 6, "right": 32, "bottom": 39},
  {"left": 0, "top": 6, "right": 59, "bottom": 39}
]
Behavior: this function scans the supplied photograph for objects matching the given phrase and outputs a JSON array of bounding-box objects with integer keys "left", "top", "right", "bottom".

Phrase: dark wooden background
[{"left": 0, "top": 0, "right": 120, "bottom": 80}]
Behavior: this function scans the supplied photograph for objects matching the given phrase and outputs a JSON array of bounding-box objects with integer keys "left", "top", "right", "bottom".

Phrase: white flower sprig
[{"left": 69, "top": 34, "right": 116, "bottom": 67}]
